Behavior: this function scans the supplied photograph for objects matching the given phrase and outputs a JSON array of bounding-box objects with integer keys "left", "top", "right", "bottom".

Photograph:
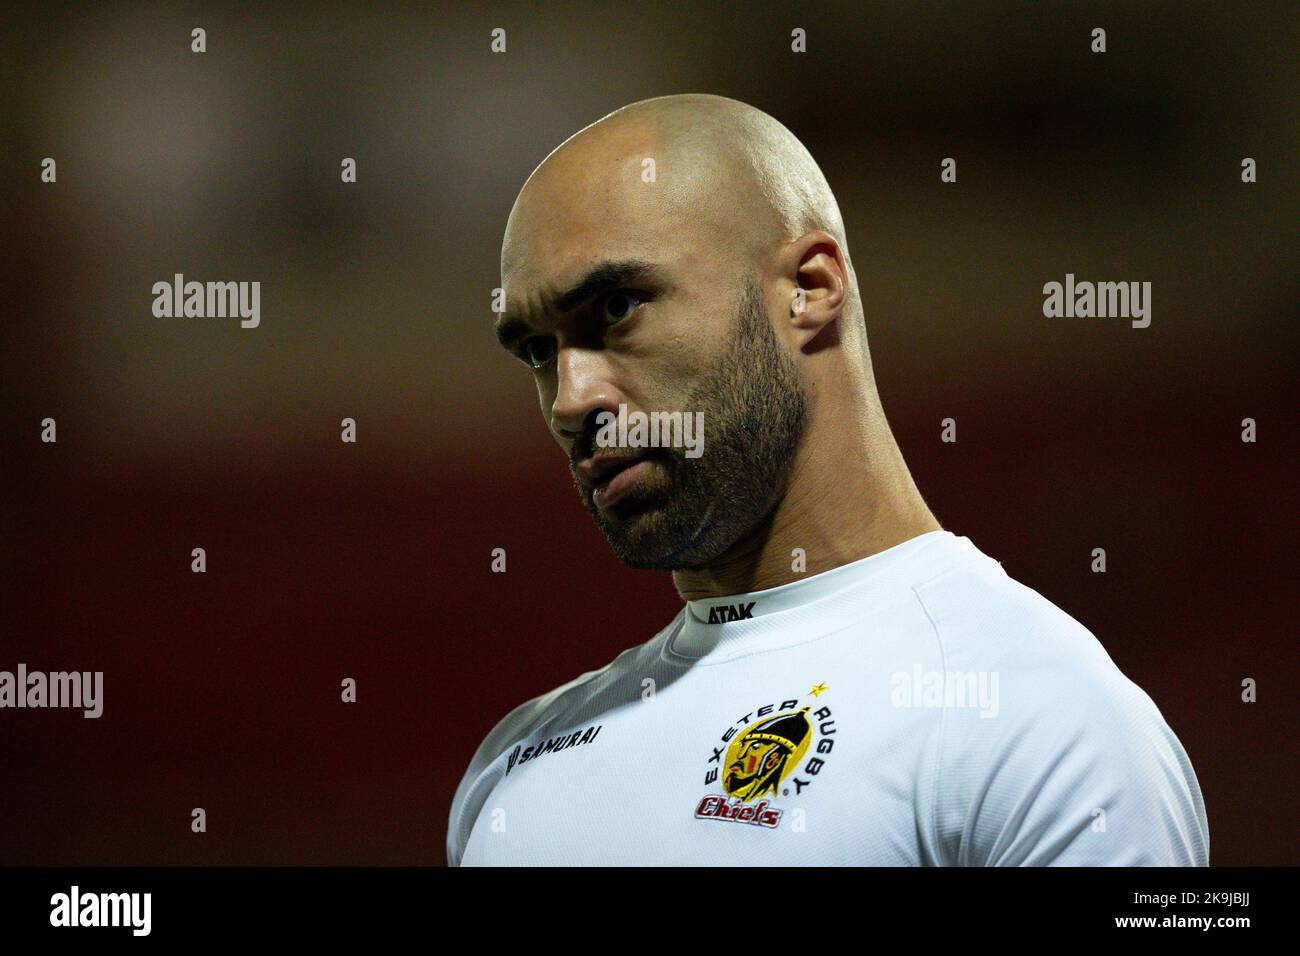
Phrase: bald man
[{"left": 447, "top": 94, "right": 1209, "bottom": 866}]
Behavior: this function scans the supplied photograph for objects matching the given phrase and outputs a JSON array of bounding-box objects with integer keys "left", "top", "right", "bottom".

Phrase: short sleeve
[{"left": 935, "top": 666, "right": 1210, "bottom": 867}]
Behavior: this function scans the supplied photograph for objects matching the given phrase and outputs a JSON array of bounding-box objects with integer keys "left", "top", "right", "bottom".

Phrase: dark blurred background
[{"left": 1, "top": 1, "right": 1295, "bottom": 865}]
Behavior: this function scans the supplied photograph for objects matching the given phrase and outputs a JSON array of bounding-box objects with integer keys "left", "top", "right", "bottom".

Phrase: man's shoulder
[
  {"left": 910, "top": 547, "right": 1119, "bottom": 678},
  {"left": 476, "top": 610, "right": 681, "bottom": 747},
  {"left": 909, "top": 545, "right": 1193, "bottom": 786},
  {"left": 445, "top": 611, "right": 682, "bottom": 863},
  {"left": 910, "top": 550, "right": 1208, "bottom": 864}
]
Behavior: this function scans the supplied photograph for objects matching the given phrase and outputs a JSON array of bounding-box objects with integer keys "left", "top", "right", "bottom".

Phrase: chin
[
  {"left": 602, "top": 512, "right": 730, "bottom": 572},
  {"left": 599, "top": 511, "right": 685, "bottom": 570}
]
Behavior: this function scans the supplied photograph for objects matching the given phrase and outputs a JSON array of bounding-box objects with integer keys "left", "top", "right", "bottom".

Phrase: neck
[{"left": 671, "top": 405, "right": 941, "bottom": 602}]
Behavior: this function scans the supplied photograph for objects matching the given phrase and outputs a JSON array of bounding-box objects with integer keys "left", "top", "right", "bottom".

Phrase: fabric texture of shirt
[{"left": 446, "top": 530, "right": 1210, "bottom": 866}]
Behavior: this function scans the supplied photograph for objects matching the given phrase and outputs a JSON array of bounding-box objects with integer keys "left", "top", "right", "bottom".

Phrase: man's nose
[{"left": 550, "top": 345, "right": 621, "bottom": 441}]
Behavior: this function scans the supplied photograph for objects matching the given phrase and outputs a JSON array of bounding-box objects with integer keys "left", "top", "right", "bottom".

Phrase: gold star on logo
[{"left": 810, "top": 682, "right": 828, "bottom": 697}]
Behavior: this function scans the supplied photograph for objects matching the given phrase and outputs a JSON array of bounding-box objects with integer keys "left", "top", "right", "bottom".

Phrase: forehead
[{"left": 501, "top": 127, "right": 709, "bottom": 305}]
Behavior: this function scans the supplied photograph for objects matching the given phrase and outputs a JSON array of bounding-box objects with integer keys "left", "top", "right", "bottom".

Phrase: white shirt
[{"left": 446, "top": 530, "right": 1209, "bottom": 866}]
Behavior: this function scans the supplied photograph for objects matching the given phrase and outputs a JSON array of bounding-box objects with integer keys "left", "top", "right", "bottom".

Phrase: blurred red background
[{"left": 1, "top": 1, "right": 1295, "bottom": 865}]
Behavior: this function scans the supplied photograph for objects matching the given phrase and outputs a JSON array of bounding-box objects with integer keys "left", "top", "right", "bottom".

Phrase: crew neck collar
[{"left": 661, "top": 530, "right": 981, "bottom": 665}]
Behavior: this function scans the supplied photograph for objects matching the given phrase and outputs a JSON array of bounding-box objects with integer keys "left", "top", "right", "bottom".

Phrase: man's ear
[{"left": 783, "top": 230, "right": 848, "bottom": 342}]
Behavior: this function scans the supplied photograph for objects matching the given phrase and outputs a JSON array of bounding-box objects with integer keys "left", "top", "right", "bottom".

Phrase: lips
[
  {"left": 577, "top": 453, "right": 644, "bottom": 490},
  {"left": 576, "top": 454, "right": 653, "bottom": 508}
]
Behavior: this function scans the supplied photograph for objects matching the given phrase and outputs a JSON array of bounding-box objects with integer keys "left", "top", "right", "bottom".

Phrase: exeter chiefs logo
[
  {"left": 724, "top": 707, "right": 812, "bottom": 801},
  {"left": 694, "top": 682, "right": 834, "bottom": 829}
]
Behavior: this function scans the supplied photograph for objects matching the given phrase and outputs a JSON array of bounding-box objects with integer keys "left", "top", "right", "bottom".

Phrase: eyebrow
[{"left": 494, "top": 258, "right": 663, "bottom": 351}]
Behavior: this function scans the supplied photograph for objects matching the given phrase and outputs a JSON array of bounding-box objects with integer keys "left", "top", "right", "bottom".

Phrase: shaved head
[
  {"left": 625, "top": 95, "right": 854, "bottom": 269},
  {"left": 496, "top": 94, "right": 917, "bottom": 584},
  {"left": 503, "top": 94, "right": 862, "bottom": 345}
]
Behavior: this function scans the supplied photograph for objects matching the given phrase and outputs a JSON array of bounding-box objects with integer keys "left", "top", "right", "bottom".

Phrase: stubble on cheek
[{"left": 572, "top": 452, "right": 698, "bottom": 564}]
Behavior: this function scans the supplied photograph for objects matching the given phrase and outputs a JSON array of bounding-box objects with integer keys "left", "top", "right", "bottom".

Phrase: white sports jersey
[{"left": 447, "top": 530, "right": 1209, "bottom": 866}]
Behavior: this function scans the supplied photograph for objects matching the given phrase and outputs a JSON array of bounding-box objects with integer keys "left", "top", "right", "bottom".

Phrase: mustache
[{"left": 567, "top": 417, "right": 680, "bottom": 472}]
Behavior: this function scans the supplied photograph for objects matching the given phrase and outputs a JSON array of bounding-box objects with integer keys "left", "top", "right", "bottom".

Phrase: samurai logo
[{"left": 694, "top": 684, "right": 835, "bottom": 829}]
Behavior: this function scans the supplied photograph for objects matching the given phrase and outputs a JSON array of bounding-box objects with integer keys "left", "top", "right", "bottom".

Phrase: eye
[
  {"left": 600, "top": 290, "right": 644, "bottom": 326},
  {"left": 521, "top": 336, "right": 556, "bottom": 369}
]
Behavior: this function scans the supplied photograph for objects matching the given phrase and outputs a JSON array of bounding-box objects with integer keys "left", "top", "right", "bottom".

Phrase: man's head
[{"left": 496, "top": 94, "right": 870, "bottom": 571}]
